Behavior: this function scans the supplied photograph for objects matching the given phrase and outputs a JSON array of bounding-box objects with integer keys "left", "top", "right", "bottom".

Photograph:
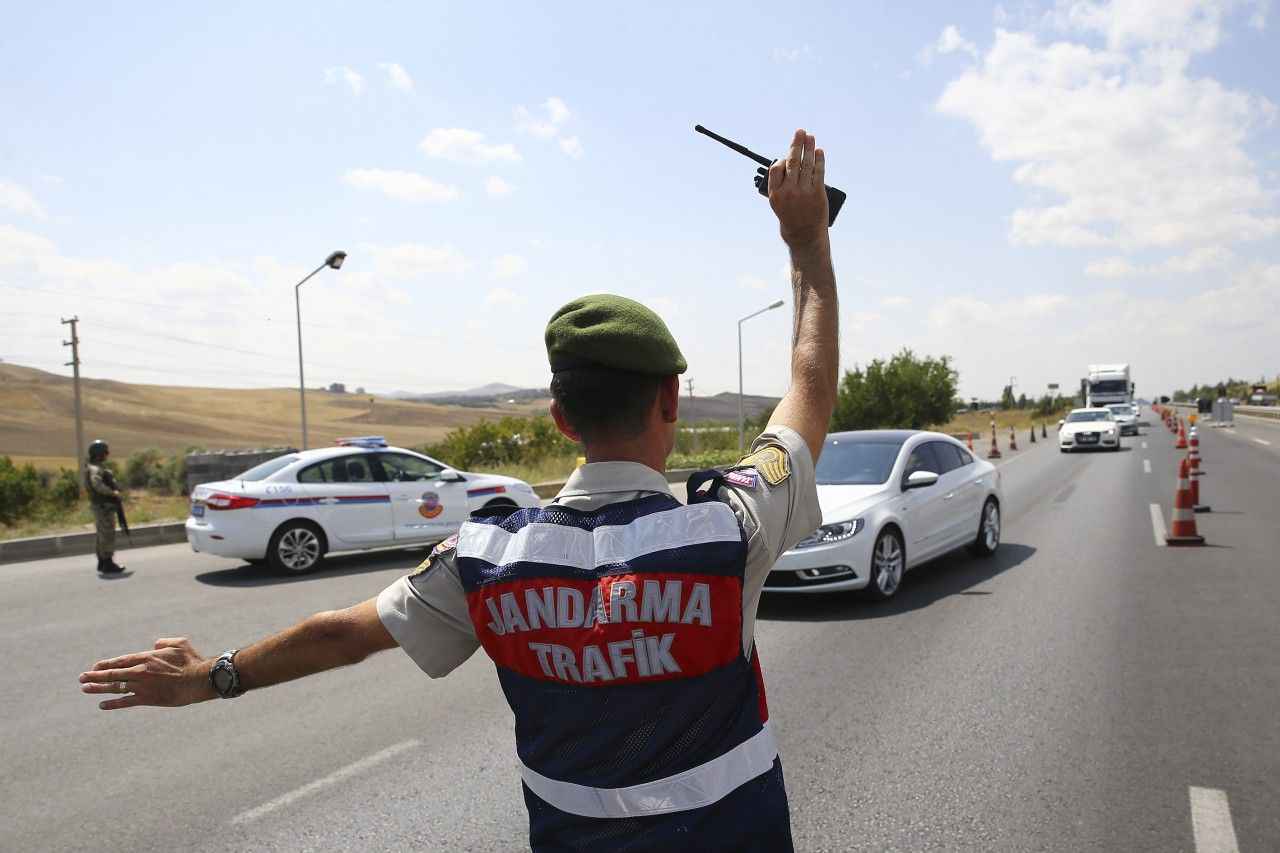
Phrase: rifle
[
  {"left": 112, "top": 496, "right": 132, "bottom": 540},
  {"left": 694, "top": 125, "right": 846, "bottom": 226}
]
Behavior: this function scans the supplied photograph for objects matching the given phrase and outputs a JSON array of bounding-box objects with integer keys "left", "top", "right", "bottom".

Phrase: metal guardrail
[{"left": 1172, "top": 402, "right": 1280, "bottom": 421}]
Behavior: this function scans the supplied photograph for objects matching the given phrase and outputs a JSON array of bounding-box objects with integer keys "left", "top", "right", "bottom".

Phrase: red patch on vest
[{"left": 467, "top": 572, "right": 742, "bottom": 686}]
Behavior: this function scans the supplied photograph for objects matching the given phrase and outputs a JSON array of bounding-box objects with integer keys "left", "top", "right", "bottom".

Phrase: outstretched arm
[
  {"left": 79, "top": 598, "right": 398, "bottom": 710},
  {"left": 765, "top": 129, "right": 839, "bottom": 462}
]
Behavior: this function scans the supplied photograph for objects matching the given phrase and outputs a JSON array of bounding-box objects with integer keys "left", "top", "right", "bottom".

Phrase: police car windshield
[
  {"left": 236, "top": 455, "right": 300, "bottom": 481},
  {"left": 815, "top": 439, "right": 905, "bottom": 485}
]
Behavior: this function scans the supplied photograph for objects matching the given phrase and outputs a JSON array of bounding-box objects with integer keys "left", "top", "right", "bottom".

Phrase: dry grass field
[{"left": 0, "top": 363, "right": 549, "bottom": 470}]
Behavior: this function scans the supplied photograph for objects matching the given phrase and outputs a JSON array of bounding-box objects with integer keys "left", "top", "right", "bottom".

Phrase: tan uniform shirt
[{"left": 377, "top": 426, "right": 821, "bottom": 676}]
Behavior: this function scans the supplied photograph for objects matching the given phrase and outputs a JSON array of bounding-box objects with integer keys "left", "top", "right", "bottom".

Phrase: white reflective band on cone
[{"left": 519, "top": 723, "right": 779, "bottom": 819}]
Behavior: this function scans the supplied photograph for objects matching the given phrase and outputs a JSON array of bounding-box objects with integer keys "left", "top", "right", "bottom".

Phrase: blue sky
[{"left": 2, "top": 0, "right": 1278, "bottom": 402}]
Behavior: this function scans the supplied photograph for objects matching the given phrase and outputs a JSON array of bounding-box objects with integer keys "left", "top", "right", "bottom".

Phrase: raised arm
[
  {"left": 79, "top": 598, "right": 398, "bottom": 710},
  {"left": 765, "top": 129, "right": 839, "bottom": 462}
]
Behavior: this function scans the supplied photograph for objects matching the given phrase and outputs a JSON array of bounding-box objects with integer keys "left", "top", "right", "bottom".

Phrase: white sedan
[
  {"left": 1058, "top": 408, "right": 1121, "bottom": 452},
  {"left": 764, "top": 430, "right": 1003, "bottom": 600},
  {"left": 185, "top": 437, "right": 541, "bottom": 573},
  {"left": 1106, "top": 403, "right": 1139, "bottom": 436}
]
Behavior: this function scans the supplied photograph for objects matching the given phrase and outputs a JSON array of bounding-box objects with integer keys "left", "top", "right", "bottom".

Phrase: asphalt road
[{"left": 4, "top": 423, "right": 1278, "bottom": 852}]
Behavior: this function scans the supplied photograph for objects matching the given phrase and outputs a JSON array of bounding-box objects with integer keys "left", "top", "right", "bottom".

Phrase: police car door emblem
[{"left": 418, "top": 491, "right": 444, "bottom": 519}]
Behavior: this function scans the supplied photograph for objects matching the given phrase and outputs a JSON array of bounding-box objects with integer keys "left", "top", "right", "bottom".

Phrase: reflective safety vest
[{"left": 456, "top": 491, "right": 793, "bottom": 852}]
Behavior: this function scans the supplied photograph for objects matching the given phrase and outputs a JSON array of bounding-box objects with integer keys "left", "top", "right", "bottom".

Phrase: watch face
[{"left": 212, "top": 664, "right": 235, "bottom": 694}]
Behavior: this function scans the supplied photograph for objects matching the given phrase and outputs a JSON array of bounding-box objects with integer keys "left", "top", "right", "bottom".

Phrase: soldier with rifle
[{"left": 85, "top": 440, "right": 129, "bottom": 575}]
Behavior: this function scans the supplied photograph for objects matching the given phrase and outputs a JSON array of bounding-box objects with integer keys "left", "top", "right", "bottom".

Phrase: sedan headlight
[{"left": 794, "top": 518, "right": 865, "bottom": 549}]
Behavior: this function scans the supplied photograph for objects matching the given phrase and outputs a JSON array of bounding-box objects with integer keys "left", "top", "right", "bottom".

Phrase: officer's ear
[
  {"left": 549, "top": 400, "right": 583, "bottom": 443},
  {"left": 658, "top": 375, "right": 680, "bottom": 424}
]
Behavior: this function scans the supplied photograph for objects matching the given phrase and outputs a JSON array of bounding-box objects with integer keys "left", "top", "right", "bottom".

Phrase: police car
[
  {"left": 185, "top": 437, "right": 541, "bottom": 573},
  {"left": 764, "top": 430, "right": 1002, "bottom": 599}
]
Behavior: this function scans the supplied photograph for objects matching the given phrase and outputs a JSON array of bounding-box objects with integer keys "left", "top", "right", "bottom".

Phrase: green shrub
[
  {"left": 0, "top": 457, "right": 41, "bottom": 525},
  {"left": 422, "top": 416, "right": 579, "bottom": 470},
  {"left": 47, "top": 469, "right": 81, "bottom": 510}
]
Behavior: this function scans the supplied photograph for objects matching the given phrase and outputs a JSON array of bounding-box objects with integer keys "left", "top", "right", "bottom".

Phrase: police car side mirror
[{"left": 438, "top": 469, "right": 465, "bottom": 483}]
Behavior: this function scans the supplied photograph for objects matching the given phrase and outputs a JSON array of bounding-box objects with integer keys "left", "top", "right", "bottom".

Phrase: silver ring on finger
[{"left": 117, "top": 681, "right": 129, "bottom": 693}]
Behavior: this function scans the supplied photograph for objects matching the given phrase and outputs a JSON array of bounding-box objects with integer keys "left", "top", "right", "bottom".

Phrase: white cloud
[
  {"left": 919, "top": 25, "right": 980, "bottom": 65},
  {"left": 1086, "top": 246, "right": 1233, "bottom": 277},
  {"left": 516, "top": 98, "right": 582, "bottom": 158},
  {"left": 485, "top": 176, "right": 514, "bottom": 197},
  {"left": 738, "top": 274, "right": 769, "bottom": 291},
  {"left": 377, "top": 62, "right": 414, "bottom": 93},
  {"left": 558, "top": 136, "right": 584, "bottom": 159},
  {"left": 486, "top": 287, "right": 525, "bottom": 308},
  {"left": 323, "top": 66, "right": 365, "bottom": 96},
  {"left": 342, "top": 168, "right": 460, "bottom": 203},
  {"left": 0, "top": 180, "right": 47, "bottom": 219},
  {"left": 419, "top": 128, "right": 521, "bottom": 164},
  {"left": 491, "top": 254, "right": 528, "bottom": 278},
  {"left": 928, "top": 293, "right": 1068, "bottom": 331},
  {"left": 361, "top": 243, "right": 469, "bottom": 279},
  {"left": 1250, "top": 0, "right": 1269, "bottom": 29},
  {"left": 771, "top": 45, "right": 814, "bottom": 63},
  {"left": 936, "top": 16, "right": 1280, "bottom": 256},
  {"left": 880, "top": 295, "right": 912, "bottom": 308}
]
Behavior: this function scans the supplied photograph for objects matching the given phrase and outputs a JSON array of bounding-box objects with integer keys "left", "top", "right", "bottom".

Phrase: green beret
[{"left": 545, "top": 294, "right": 687, "bottom": 375}]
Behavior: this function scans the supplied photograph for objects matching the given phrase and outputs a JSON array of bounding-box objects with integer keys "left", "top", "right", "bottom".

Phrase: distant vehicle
[
  {"left": 185, "top": 436, "right": 541, "bottom": 573},
  {"left": 765, "top": 430, "right": 1002, "bottom": 600},
  {"left": 1058, "top": 408, "right": 1121, "bottom": 452},
  {"left": 1107, "top": 403, "right": 1139, "bottom": 435},
  {"left": 1086, "top": 363, "right": 1132, "bottom": 408}
]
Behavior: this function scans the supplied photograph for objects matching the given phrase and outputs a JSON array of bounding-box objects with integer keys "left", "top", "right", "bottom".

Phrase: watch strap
[{"left": 210, "top": 649, "right": 245, "bottom": 699}]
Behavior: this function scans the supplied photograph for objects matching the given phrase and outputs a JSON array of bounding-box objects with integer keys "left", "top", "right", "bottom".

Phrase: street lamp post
[
  {"left": 738, "top": 299, "right": 786, "bottom": 452},
  {"left": 295, "top": 250, "right": 347, "bottom": 450}
]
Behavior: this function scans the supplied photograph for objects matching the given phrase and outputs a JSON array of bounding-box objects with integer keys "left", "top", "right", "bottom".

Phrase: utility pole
[
  {"left": 61, "top": 316, "right": 85, "bottom": 476},
  {"left": 685, "top": 378, "right": 694, "bottom": 407}
]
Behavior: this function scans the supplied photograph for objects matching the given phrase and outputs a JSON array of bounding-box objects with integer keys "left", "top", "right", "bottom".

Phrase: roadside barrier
[
  {"left": 1166, "top": 458, "right": 1205, "bottom": 546},
  {"left": 1176, "top": 424, "right": 1188, "bottom": 449},
  {"left": 987, "top": 421, "right": 1002, "bottom": 459},
  {"left": 1008, "top": 424, "right": 1018, "bottom": 451}
]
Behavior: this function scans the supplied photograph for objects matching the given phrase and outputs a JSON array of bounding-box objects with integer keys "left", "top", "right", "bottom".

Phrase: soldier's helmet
[{"left": 87, "top": 440, "right": 109, "bottom": 463}]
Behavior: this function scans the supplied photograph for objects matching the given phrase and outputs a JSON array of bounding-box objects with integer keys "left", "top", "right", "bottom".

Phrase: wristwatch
[{"left": 209, "top": 649, "right": 246, "bottom": 699}]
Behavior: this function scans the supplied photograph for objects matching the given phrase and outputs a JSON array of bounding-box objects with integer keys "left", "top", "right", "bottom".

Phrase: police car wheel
[
  {"left": 268, "top": 522, "right": 326, "bottom": 574},
  {"left": 863, "top": 528, "right": 904, "bottom": 601}
]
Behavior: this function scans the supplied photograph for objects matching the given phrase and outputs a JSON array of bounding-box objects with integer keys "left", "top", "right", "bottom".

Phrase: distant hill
[
  {"left": 0, "top": 363, "right": 548, "bottom": 469},
  {"left": 0, "top": 362, "right": 779, "bottom": 470},
  {"left": 681, "top": 392, "right": 778, "bottom": 423},
  {"left": 389, "top": 382, "right": 528, "bottom": 401}
]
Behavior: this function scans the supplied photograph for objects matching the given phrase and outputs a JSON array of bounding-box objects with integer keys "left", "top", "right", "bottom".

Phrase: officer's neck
[{"left": 582, "top": 435, "right": 668, "bottom": 474}]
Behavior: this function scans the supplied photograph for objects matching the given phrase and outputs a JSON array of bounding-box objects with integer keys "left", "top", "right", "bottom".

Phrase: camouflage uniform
[{"left": 85, "top": 463, "right": 120, "bottom": 565}]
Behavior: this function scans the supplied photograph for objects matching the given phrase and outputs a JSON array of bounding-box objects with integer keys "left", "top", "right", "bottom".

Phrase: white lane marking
[
  {"left": 1143, "top": 459, "right": 1151, "bottom": 474},
  {"left": 1149, "top": 504, "right": 1167, "bottom": 547},
  {"left": 1254, "top": 438, "right": 1272, "bottom": 446},
  {"left": 1189, "top": 786, "right": 1240, "bottom": 853},
  {"left": 1141, "top": 441, "right": 1148, "bottom": 449},
  {"left": 232, "top": 739, "right": 421, "bottom": 825}
]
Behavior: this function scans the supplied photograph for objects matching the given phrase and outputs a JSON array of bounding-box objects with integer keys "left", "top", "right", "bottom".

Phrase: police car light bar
[{"left": 335, "top": 436, "right": 389, "bottom": 448}]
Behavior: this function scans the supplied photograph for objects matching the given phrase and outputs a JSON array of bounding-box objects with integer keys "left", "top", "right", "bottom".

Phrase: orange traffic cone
[
  {"left": 1188, "top": 430, "right": 1210, "bottom": 513},
  {"left": 1188, "top": 430, "right": 1201, "bottom": 470},
  {"left": 1166, "top": 458, "right": 1205, "bottom": 545},
  {"left": 967, "top": 432, "right": 974, "bottom": 452},
  {"left": 1009, "top": 425, "right": 1018, "bottom": 451},
  {"left": 987, "top": 422, "right": 1002, "bottom": 459},
  {"left": 1176, "top": 425, "right": 1188, "bottom": 449}
]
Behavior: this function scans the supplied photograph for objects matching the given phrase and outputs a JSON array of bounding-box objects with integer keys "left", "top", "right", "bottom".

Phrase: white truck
[{"left": 1085, "top": 364, "right": 1132, "bottom": 408}]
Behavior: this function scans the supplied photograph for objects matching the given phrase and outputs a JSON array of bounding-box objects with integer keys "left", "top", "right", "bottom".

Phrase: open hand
[
  {"left": 768, "top": 129, "right": 829, "bottom": 249},
  {"left": 79, "top": 637, "right": 215, "bottom": 710}
]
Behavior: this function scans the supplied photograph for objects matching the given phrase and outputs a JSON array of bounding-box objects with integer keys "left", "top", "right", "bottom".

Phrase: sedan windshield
[
  {"left": 1107, "top": 405, "right": 1132, "bottom": 416},
  {"left": 1068, "top": 411, "right": 1113, "bottom": 423},
  {"left": 236, "top": 455, "right": 300, "bottom": 481},
  {"left": 815, "top": 439, "right": 905, "bottom": 485}
]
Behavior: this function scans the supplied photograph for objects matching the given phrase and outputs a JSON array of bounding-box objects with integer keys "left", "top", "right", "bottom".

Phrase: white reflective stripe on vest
[
  {"left": 458, "top": 502, "right": 741, "bottom": 571},
  {"left": 519, "top": 722, "right": 778, "bottom": 819}
]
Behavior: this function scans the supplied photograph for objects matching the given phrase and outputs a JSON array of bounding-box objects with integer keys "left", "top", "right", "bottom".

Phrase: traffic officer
[
  {"left": 79, "top": 129, "right": 839, "bottom": 852},
  {"left": 85, "top": 439, "right": 126, "bottom": 575}
]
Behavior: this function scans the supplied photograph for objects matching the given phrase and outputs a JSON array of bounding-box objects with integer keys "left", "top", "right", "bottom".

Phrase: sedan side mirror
[
  {"left": 437, "top": 468, "right": 466, "bottom": 483},
  {"left": 903, "top": 470, "right": 939, "bottom": 491},
  {"left": 1057, "top": 419, "right": 1065, "bottom": 429}
]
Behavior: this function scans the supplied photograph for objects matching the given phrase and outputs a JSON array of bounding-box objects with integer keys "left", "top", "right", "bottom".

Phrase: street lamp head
[
  {"left": 768, "top": 300, "right": 785, "bottom": 310},
  {"left": 325, "top": 251, "right": 347, "bottom": 270}
]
